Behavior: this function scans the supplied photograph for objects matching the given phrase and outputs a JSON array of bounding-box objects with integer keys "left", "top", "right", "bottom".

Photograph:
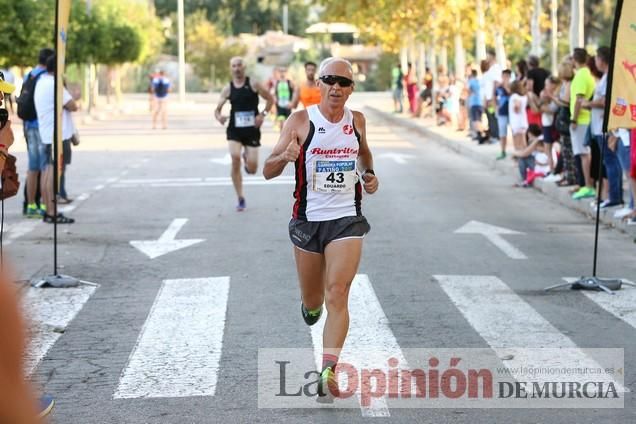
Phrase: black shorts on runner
[
  {"left": 288, "top": 216, "right": 370, "bottom": 254},
  {"left": 227, "top": 127, "right": 261, "bottom": 147},
  {"left": 276, "top": 107, "right": 291, "bottom": 119}
]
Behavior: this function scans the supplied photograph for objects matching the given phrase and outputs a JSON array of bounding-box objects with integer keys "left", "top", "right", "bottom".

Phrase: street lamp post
[{"left": 178, "top": 0, "right": 186, "bottom": 102}]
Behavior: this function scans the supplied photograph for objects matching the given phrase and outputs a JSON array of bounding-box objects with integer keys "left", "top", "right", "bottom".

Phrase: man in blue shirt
[{"left": 152, "top": 70, "right": 171, "bottom": 129}]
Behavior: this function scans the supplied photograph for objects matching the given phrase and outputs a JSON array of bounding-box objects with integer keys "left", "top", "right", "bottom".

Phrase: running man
[
  {"left": 263, "top": 57, "right": 379, "bottom": 401},
  {"left": 215, "top": 56, "right": 274, "bottom": 211},
  {"left": 274, "top": 67, "right": 294, "bottom": 131},
  {"left": 290, "top": 61, "right": 321, "bottom": 109}
]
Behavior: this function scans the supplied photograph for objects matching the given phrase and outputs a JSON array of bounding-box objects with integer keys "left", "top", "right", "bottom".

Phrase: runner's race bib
[
  {"left": 312, "top": 160, "right": 357, "bottom": 193},
  {"left": 235, "top": 111, "right": 255, "bottom": 128}
]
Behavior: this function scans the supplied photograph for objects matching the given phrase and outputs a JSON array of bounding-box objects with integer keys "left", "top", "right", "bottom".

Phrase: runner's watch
[{"left": 363, "top": 169, "right": 375, "bottom": 176}]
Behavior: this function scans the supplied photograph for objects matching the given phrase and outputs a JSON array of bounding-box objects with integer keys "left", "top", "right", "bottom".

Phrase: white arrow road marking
[
  {"left": 210, "top": 154, "right": 232, "bottom": 165},
  {"left": 564, "top": 278, "right": 636, "bottom": 329},
  {"left": 455, "top": 220, "right": 527, "bottom": 259},
  {"left": 114, "top": 277, "right": 230, "bottom": 399},
  {"left": 311, "top": 274, "right": 407, "bottom": 417},
  {"left": 130, "top": 218, "right": 204, "bottom": 259},
  {"left": 434, "top": 275, "right": 626, "bottom": 392},
  {"left": 375, "top": 153, "right": 416, "bottom": 164},
  {"left": 22, "top": 282, "right": 98, "bottom": 375}
]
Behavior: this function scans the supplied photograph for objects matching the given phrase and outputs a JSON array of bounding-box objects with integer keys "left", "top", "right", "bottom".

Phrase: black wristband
[{"left": 364, "top": 169, "right": 375, "bottom": 176}]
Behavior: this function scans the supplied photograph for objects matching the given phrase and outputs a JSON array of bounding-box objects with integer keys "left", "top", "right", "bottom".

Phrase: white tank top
[{"left": 292, "top": 105, "right": 362, "bottom": 221}]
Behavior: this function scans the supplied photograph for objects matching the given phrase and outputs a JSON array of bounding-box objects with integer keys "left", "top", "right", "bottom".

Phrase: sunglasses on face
[{"left": 319, "top": 75, "right": 354, "bottom": 87}]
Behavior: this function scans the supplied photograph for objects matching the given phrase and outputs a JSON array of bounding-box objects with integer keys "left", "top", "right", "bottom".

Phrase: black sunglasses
[{"left": 319, "top": 75, "right": 354, "bottom": 87}]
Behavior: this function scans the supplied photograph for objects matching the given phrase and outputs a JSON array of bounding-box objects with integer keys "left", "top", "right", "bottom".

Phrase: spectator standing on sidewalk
[
  {"left": 509, "top": 80, "right": 529, "bottom": 151},
  {"left": 483, "top": 49, "right": 502, "bottom": 142},
  {"left": 540, "top": 76, "right": 560, "bottom": 174},
  {"left": 582, "top": 46, "right": 622, "bottom": 209},
  {"left": 570, "top": 48, "right": 597, "bottom": 200},
  {"left": 495, "top": 69, "right": 512, "bottom": 159},
  {"left": 610, "top": 129, "right": 634, "bottom": 219},
  {"left": 552, "top": 60, "right": 577, "bottom": 187},
  {"left": 391, "top": 63, "right": 403, "bottom": 113},
  {"left": 404, "top": 63, "right": 418, "bottom": 115}
]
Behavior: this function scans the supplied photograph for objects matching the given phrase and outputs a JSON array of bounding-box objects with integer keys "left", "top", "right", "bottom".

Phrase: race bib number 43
[
  {"left": 235, "top": 111, "right": 255, "bottom": 128},
  {"left": 312, "top": 160, "right": 357, "bottom": 193}
]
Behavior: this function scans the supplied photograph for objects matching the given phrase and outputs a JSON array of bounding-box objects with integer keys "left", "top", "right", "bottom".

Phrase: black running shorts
[
  {"left": 288, "top": 216, "right": 370, "bottom": 254},
  {"left": 227, "top": 127, "right": 261, "bottom": 147}
]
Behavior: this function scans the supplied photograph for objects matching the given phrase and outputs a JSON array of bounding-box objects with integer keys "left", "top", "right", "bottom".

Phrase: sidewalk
[{"left": 366, "top": 101, "right": 636, "bottom": 238}]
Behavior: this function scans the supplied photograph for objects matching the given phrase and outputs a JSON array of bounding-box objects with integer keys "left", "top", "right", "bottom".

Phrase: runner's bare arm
[
  {"left": 214, "top": 85, "right": 230, "bottom": 125},
  {"left": 253, "top": 81, "right": 274, "bottom": 114},
  {"left": 354, "top": 111, "right": 378, "bottom": 194},
  {"left": 290, "top": 82, "right": 300, "bottom": 109},
  {"left": 263, "top": 111, "right": 308, "bottom": 180}
]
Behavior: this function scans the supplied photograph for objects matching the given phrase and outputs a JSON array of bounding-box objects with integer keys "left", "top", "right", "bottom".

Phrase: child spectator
[
  {"left": 468, "top": 69, "right": 487, "bottom": 143},
  {"left": 509, "top": 80, "right": 529, "bottom": 151},
  {"left": 512, "top": 124, "right": 551, "bottom": 187},
  {"left": 540, "top": 76, "right": 561, "bottom": 174}
]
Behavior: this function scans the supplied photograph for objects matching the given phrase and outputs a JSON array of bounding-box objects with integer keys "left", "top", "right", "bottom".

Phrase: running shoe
[
  {"left": 38, "top": 394, "right": 55, "bottom": 418},
  {"left": 572, "top": 187, "right": 596, "bottom": 200},
  {"left": 495, "top": 151, "right": 506, "bottom": 160},
  {"left": 317, "top": 367, "right": 339, "bottom": 403},
  {"left": 301, "top": 303, "right": 322, "bottom": 326},
  {"left": 599, "top": 200, "right": 623, "bottom": 209},
  {"left": 614, "top": 207, "right": 633, "bottom": 219},
  {"left": 236, "top": 197, "right": 246, "bottom": 212},
  {"left": 25, "top": 205, "right": 41, "bottom": 219}
]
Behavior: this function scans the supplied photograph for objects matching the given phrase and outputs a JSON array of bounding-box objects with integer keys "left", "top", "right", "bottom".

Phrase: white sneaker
[
  {"left": 627, "top": 217, "right": 636, "bottom": 226},
  {"left": 614, "top": 207, "right": 633, "bottom": 219},
  {"left": 543, "top": 174, "right": 562, "bottom": 183}
]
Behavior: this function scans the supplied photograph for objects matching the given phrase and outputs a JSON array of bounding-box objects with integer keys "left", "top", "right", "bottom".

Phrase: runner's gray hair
[{"left": 318, "top": 57, "right": 353, "bottom": 77}]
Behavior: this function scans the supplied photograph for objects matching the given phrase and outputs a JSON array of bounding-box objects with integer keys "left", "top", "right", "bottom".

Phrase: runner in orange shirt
[{"left": 291, "top": 61, "right": 321, "bottom": 109}]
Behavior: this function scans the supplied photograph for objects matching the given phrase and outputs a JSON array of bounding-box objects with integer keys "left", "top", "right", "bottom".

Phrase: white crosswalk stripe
[
  {"left": 310, "top": 274, "right": 407, "bottom": 417},
  {"left": 113, "top": 277, "right": 230, "bottom": 399},
  {"left": 565, "top": 278, "right": 636, "bottom": 330},
  {"left": 434, "top": 275, "right": 626, "bottom": 392},
  {"left": 22, "top": 282, "right": 98, "bottom": 375}
]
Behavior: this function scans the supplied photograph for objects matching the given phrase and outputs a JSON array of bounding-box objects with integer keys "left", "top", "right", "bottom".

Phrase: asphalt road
[{"left": 7, "top": 93, "right": 636, "bottom": 423}]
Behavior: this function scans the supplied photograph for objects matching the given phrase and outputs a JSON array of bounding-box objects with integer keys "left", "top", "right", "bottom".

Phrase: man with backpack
[
  {"left": 18, "top": 48, "right": 54, "bottom": 218},
  {"left": 152, "top": 70, "right": 170, "bottom": 130}
]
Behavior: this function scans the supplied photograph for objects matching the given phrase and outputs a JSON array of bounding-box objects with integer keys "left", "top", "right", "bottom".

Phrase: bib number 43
[{"left": 326, "top": 172, "right": 345, "bottom": 183}]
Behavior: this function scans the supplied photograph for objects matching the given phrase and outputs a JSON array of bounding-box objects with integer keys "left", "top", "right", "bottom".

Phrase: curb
[{"left": 366, "top": 105, "right": 635, "bottom": 237}]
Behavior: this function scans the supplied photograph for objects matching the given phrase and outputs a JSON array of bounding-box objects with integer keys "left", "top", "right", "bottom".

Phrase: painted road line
[
  {"left": 434, "top": 275, "right": 625, "bottom": 390},
  {"left": 564, "top": 278, "right": 636, "bottom": 330},
  {"left": 130, "top": 218, "right": 205, "bottom": 259},
  {"left": 454, "top": 221, "right": 527, "bottom": 260},
  {"left": 114, "top": 277, "right": 230, "bottom": 399},
  {"left": 22, "top": 283, "right": 97, "bottom": 375},
  {"left": 3, "top": 221, "right": 39, "bottom": 245},
  {"left": 311, "top": 274, "right": 407, "bottom": 417},
  {"left": 113, "top": 176, "right": 295, "bottom": 188}
]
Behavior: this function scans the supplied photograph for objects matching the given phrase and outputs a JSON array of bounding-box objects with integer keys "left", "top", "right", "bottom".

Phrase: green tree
[
  {"left": 0, "top": 0, "right": 55, "bottom": 68},
  {"left": 185, "top": 10, "right": 246, "bottom": 87},
  {"left": 154, "top": 0, "right": 309, "bottom": 36}
]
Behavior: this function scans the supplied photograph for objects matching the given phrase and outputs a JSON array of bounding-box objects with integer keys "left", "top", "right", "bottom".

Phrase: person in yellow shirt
[
  {"left": 291, "top": 61, "right": 321, "bottom": 109},
  {"left": 569, "top": 48, "right": 597, "bottom": 200}
]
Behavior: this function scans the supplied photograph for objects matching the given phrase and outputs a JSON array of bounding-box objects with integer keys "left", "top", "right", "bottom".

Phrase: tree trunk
[
  {"left": 440, "top": 46, "right": 449, "bottom": 74},
  {"left": 494, "top": 29, "right": 507, "bottom": 69},
  {"left": 531, "top": 0, "right": 543, "bottom": 56},
  {"left": 569, "top": 0, "right": 584, "bottom": 50},
  {"left": 400, "top": 45, "right": 408, "bottom": 74},
  {"left": 418, "top": 42, "right": 427, "bottom": 84},
  {"left": 475, "top": 0, "right": 487, "bottom": 61},
  {"left": 551, "top": 0, "right": 558, "bottom": 74},
  {"left": 454, "top": 33, "right": 466, "bottom": 80}
]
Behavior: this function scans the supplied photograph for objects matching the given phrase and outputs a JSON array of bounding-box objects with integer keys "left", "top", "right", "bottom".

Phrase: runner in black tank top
[
  {"left": 215, "top": 56, "right": 274, "bottom": 211},
  {"left": 228, "top": 77, "right": 260, "bottom": 146}
]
